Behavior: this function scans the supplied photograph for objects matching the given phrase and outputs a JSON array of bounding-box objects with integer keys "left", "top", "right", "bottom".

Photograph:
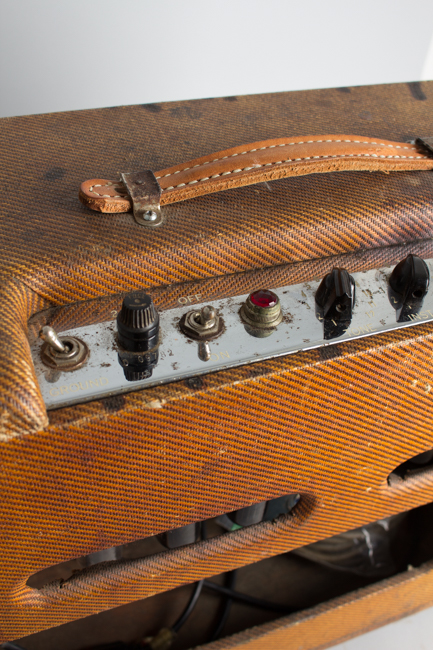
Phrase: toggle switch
[
  {"left": 388, "top": 254, "right": 430, "bottom": 322},
  {"left": 315, "top": 268, "right": 355, "bottom": 340},
  {"left": 179, "top": 305, "right": 223, "bottom": 340},
  {"left": 39, "top": 326, "right": 89, "bottom": 371},
  {"left": 116, "top": 292, "right": 159, "bottom": 381},
  {"left": 179, "top": 305, "right": 223, "bottom": 362}
]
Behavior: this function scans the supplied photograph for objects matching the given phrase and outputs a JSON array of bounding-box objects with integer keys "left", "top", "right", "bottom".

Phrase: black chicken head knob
[
  {"left": 388, "top": 254, "right": 430, "bottom": 322},
  {"left": 315, "top": 268, "right": 356, "bottom": 339}
]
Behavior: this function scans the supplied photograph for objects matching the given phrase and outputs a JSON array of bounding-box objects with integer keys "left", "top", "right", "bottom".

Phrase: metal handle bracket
[{"left": 120, "top": 170, "right": 163, "bottom": 227}]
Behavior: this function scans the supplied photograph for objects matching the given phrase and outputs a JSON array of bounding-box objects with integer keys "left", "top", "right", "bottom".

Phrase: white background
[
  {"left": 1, "top": 0, "right": 433, "bottom": 118},
  {"left": 1, "top": 1, "right": 433, "bottom": 648}
]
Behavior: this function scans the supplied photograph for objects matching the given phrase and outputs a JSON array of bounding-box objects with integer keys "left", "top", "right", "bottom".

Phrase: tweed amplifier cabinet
[{"left": 3, "top": 81, "right": 433, "bottom": 647}]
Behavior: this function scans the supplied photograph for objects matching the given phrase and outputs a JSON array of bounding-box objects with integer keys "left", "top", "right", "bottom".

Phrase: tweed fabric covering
[
  {"left": 195, "top": 559, "right": 433, "bottom": 650},
  {"left": 2, "top": 82, "right": 433, "bottom": 640},
  {"left": 3, "top": 323, "right": 433, "bottom": 639},
  {"left": 0, "top": 279, "right": 49, "bottom": 438},
  {"left": 3, "top": 82, "right": 433, "bottom": 304},
  {"left": 2, "top": 82, "right": 433, "bottom": 436}
]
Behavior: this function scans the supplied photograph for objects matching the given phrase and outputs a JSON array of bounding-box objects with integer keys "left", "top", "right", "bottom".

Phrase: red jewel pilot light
[
  {"left": 249, "top": 290, "right": 279, "bottom": 309},
  {"left": 239, "top": 289, "right": 283, "bottom": 336}
]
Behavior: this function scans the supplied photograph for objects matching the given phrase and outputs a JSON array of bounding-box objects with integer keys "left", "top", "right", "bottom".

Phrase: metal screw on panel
[{"left": 144, "top": 210, "right": 158, "bottom": 222}]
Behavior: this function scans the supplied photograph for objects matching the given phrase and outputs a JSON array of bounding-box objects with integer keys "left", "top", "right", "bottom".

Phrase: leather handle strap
[{"left": 79, "top": 135, "right": 433, "bottom": 214}]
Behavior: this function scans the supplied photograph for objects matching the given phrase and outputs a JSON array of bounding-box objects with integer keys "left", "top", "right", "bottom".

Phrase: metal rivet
[{"left": 144, "top": 210, "right": 158, "bottom": 222}]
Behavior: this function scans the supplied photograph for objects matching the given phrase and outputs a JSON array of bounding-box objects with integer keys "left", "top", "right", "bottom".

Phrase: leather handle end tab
[{"left": 79, "top": 135, "right": 433, "bottom": 214}]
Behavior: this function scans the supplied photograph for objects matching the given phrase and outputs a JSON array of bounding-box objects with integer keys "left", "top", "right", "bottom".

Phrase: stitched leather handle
[{"left": 79, "top": 135, "right": 433, "bottom": 214}]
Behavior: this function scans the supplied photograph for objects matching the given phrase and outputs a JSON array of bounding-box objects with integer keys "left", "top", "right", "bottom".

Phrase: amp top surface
[{"left": 1, "top": 81, "right": 433, "bottom": 305}]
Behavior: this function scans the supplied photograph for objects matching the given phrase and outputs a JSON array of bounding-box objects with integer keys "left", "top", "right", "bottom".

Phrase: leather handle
[{"left": 79, "top": 135, "right": 433, "bottom": 214}]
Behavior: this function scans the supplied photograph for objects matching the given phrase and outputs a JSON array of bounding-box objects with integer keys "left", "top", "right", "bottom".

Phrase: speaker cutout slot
[
  {"left": 27, "top": 493, "right": 300, "bottom": 589},
  {"left": 388, "top": 448, "right": 433, "bottom": 485}
]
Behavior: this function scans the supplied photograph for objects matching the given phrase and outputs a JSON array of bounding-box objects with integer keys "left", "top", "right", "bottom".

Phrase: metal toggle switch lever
[
  {"left": 39, "top": 326, "right": 89, "bottom": 371},
  {"left": 40, "top": 326, "right": 67, "bottom": 353},
  {"left": 180, "top": 305, "right": 224, "bottom": 362}
]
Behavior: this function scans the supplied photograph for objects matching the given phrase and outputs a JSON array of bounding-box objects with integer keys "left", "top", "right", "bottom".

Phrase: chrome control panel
[{"left": 31, "top": 256, "right": 433, "bottom": 410}]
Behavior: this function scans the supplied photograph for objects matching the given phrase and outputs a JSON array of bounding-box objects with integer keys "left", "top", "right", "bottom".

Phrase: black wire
[
  {"left": 5, "top": 579, "right": 291, "bottom": 650},
  {"left": 171, "top": 521, "right": 207, "bottom": 634},
  {"left": 172, "top": 579, "right": 204, "bottom": 632},
  {"left": 72, "top": 639, "right": 144, "bottom": 649},
  {"left": 210, "top": 570, "right": 237, "bottom": 641},
  {"left": 203, "top": 580, "right": 294, "bottom": 614}
]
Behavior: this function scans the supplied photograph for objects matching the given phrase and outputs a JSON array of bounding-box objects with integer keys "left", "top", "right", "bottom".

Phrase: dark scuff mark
[
  {"left": 245, "top": 364, "right": 266, "bottom": 379},
  {"left": 336, "top": 87, "right": 351, "bottom": 94},
  {"left": 316, "top": 99, "right": 333, "bottom": 108},
  {"left": 44, "top": 167, "right": 65, "bottom": 181},
  {"left": 102, "top": 394, "right": 126, "bottom": 412},
  {"left": 407, "top": 82, "right": 427, "bottom": 101},
  {"left": 199, "top": 457, "right": 224, "bottom": 479},
  {"left": 358, "top": 111, "right": 373, "bottom": 121},
  {"left": 170, "top": 105, "right": 203, "bottom": 120},
  {"left": 142, "top": 103, "right": 163, "bottom": 113},
  {"left": 185, "top": 376, "right": 204, "bottom": 390},
  {"left": 282, "top": 312, "right": 294, "bottom": 324},
  {"left": 223, "top": 96, "right": 238, "bottom": 102},
  {"left": 319, "top": 345, "right": 342, "bottom": 362}
]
